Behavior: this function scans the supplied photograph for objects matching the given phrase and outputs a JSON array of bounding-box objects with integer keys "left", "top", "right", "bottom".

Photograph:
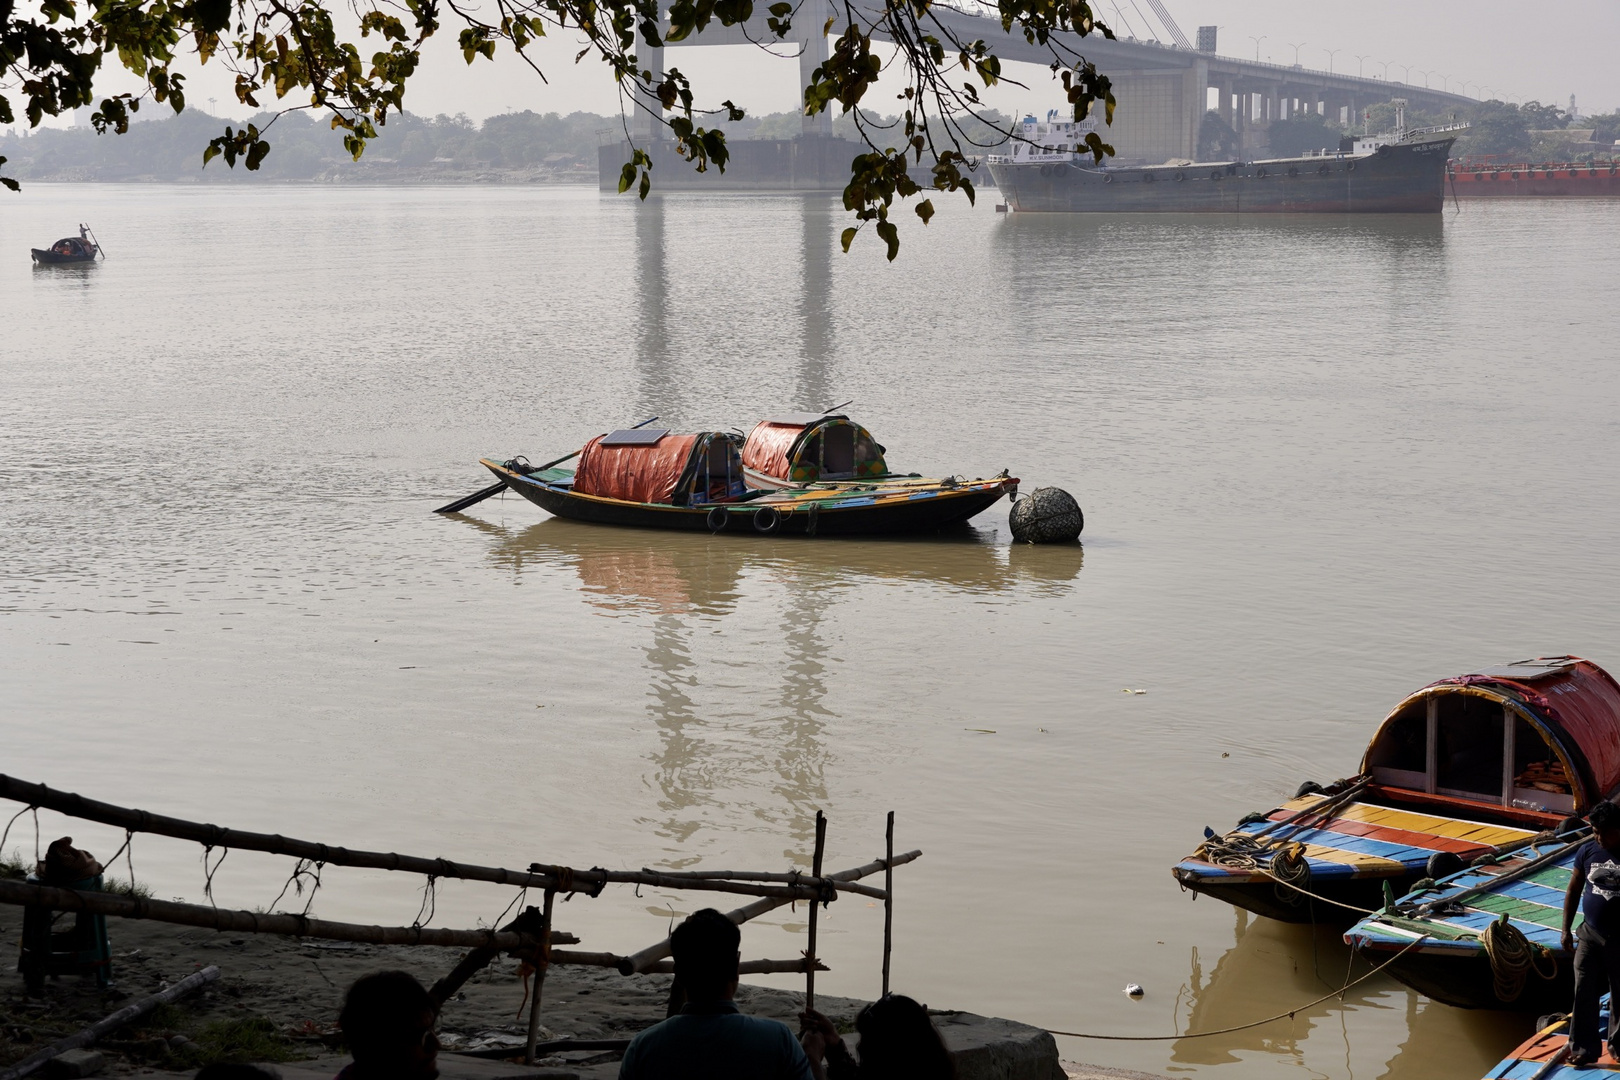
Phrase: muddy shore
[{"left": 0, "top": 915, "right": 1165, "bottom": 1079}]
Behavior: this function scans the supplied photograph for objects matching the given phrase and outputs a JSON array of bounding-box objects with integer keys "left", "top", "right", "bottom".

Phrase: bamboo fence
[{"left": 0, "top": 773, "right": 918, "bottom": 1066}]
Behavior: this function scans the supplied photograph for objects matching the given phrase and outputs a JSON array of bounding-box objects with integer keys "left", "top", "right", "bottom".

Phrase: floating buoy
[
  {"left": 1124, "top": 983, "right": 1145, "bottom": 997},
  {"left": 1009, "top": 487, "right": 1083, "bottom": 543}
]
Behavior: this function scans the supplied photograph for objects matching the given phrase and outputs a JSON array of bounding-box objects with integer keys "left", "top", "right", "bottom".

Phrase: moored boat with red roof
[
  {"left": 1173, "top": 657, "right": 1620, "bottom": 925},
  {"left": 478, "top": 423, "right": 1018, "bottom": 536}
]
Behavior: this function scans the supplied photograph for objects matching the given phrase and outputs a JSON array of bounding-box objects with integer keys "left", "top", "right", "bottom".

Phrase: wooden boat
[
  {"left": 31, "top": 227, "right": 100, "bottom": 265},
  {"left": 1482, "top": 1005, "right": 1611, "bottom": 1077},
  {"left": 479, "top": 426, "right": 1017, "bottom": 536},
  {"left": 1172, "top": 657, "right": 1620, "bottom": 925},
  {"left": 1342, "top": 828, "right": 1585, "bottom": 1012},
  {"left": 741, "top": 412, "right": 896, "bottom": 489}
]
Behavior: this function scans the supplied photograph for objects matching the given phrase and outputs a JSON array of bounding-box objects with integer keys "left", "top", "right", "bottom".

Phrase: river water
[{"left": 3, "top": 184, "right": 1619, "bottom": 1079}]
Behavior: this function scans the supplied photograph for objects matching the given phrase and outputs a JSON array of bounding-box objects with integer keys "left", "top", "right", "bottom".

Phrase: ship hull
[
  {"left": 990, "top": 139, "right": 1452, "bottom": 213},
  {"left": 1448, "top": 162, "right": 1620, "bottom": 197}
]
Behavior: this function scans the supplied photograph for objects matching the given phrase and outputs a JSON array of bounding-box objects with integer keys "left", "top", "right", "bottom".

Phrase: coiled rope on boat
[
  {"left": 1482, "top": 913, "right": 1558, "bottom": 1003},
  {"left": 1269, "top": 842, "right": 1312, "bottom": 906}
]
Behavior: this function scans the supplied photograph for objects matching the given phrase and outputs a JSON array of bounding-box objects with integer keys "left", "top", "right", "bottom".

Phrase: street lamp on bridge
[
  {"left": 1248, "top": 34, "right": 1266, "bottom": 61},
  {"left": 1324, "top": 48, "right": 1340, "bottom": 73},
  {"left": 1287, "top": 41, "right": 1306, "bottom": 66},
  {"left": 1395, "top": 64, "right": 1412, "bottom": 84},
  {"left": 1354, "top": 54, "right": 1370, "bottom": 77},
  {"left": 1377, "top": 61, "right": 1390, "bottom": 80}
]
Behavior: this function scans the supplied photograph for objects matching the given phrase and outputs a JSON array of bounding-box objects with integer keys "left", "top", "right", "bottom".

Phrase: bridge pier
[{"left": 798, "top": 0, "right": 832, "bottom": 137}]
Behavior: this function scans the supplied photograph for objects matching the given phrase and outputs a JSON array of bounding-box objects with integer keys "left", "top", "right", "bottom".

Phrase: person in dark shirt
[
  {"left": 1563, "top": 800, "right": 1620, "bottom": 1066},
  {"left": 619, "top": 909, "right": 813, "bottom": 1080},
  {"left": 333, "top": 970, "right": 440, "bottom": 1080},
  {"left": 800, "top": 994, "right": 955, "bottom": 1079}
]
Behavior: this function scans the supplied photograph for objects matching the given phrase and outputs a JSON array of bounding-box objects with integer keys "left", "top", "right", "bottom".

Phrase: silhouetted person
[
  {"left": 619, "top": 908, "right": 812, "bottom": 1079},
  {"left": 1564, "top": 800, "right": 1620, "bottom": 1066},
  {"left": 800, "top": 995, "right": 955, "bottom": 1080},
  {"left": 335, "top": 970, "right": 440, "bottom": 1080}
]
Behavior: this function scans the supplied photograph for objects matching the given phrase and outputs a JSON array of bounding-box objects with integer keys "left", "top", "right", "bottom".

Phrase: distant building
[{"left": 1196, "top": 26, "right": 1217, "bottom": 52}]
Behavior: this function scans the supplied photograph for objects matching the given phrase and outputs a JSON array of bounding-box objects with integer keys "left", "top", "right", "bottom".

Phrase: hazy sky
[{"left": 9, "top": 0, "right": 1618, "bottom": 131}]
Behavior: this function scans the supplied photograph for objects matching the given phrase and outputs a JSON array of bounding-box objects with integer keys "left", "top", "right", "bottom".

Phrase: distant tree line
[
  {"left": 0, "top": 107, "right": 1014, "bottom": 183},
  {"left": 1195, "top": 98, "right": 1620, "bottom": 164}
]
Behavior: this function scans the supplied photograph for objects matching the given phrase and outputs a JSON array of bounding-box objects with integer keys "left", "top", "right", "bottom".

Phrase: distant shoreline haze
[{"left": 0, "top": 107, "right": 1000, "bottom": 184}]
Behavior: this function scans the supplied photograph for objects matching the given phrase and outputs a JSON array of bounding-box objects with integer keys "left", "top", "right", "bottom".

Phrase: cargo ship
[
  {"left": 1447, "top": 160, "right": 1620, "bottom": 197},
  {"left": 988, "top": 112, "right": 1462, "bottom": 214}
]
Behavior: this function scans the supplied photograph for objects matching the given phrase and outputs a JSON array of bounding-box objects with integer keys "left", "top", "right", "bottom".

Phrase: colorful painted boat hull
[
  {"left": 1173, "top": 790, "right": 1541, "bottom": 926},
  {"left": 481, "top": 460, "right": 1016, "bottom": 536},
  {"left": 1343, "top": 836, "right": 1580, "bottom": 1011},
  {"left": 1483, "top": 1005, "right": 1610, "bottom": 1077}
]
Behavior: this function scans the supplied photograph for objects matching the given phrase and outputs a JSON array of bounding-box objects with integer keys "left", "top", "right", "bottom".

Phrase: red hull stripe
[{"left": 1265, "top": 809, "right": 1495, "bottom": 856}]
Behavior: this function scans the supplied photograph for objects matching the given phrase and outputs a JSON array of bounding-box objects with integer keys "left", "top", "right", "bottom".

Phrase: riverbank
[{"left": 0, "top": 916, "right": 1160, "bottom": 1079}]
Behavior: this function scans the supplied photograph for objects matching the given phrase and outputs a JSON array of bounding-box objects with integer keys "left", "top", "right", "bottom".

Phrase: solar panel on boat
[
  {"left": 1469, "top": 657, "right": 1579, "bottom": 680},
  {"left": 601, "top": 428, "right": 670, "bottom": 446}
]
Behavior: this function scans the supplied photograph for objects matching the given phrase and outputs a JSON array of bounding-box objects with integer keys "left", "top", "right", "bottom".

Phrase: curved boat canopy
[
  {"left": 573, "top": 429, "right": 746, "bottom": 506},
  {"left": 1360, "top": 656, "right": 1620, "bottom": 814},
  {"left": 742, "top": 413, "right": 887, "bottom": 484}
]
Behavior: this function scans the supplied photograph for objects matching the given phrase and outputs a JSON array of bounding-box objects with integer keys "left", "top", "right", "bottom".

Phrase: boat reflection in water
[
  {"left": 454, "top": 515, "right": 1082, "bottom": 854},
  {"left": 1170, "top": 907, "right": 1530, "bottom": 1079},
  {"left": 469, "top": 516, "right": 1084, "bottom": 613}
]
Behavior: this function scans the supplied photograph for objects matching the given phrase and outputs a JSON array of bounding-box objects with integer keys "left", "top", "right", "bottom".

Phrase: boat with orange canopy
[
  {"left": 1173, "top": 657, "right": 1620, "bottom": 925},
  {"left": 478, "top": 425, "right": 1017, "bottom": 535}
]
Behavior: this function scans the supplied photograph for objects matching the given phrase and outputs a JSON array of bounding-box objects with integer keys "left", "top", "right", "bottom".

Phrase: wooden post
[
  {"left": 805, "top": 811, "right": 826, "bottom": 1013},
  {"left": 525, "top": 890, "right": 556, "bottom": 1066},
  {"left": 882, "top": 811, "right": 894, "bottom": 998}
]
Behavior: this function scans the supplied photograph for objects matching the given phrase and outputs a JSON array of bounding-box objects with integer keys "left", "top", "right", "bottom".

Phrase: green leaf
[
  {"left": 914, "top": 198, "right": 934, "bottom": 225},
  {"left": 839, "top": 226, "right": 857, "bottom": 252},
  {"left": 202, "top": 143, "right": 221, "bottom": 166},
  {"left": 875, "top": 219, "right": 899, "bottom": 261},
  {"left": 618, "top": 161, "right": 637, "bottom": 194}
]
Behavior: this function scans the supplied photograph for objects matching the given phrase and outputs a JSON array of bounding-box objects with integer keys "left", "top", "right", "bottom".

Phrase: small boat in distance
[
  {"left": 478, "top": 425, "right": 1018, "bottom": 536},
  {"left": 31, "top": 224, "right": 102, "bottom": 265},
  {"left": 1173, "top": 657, "right": 1620, "bottom": 925}
]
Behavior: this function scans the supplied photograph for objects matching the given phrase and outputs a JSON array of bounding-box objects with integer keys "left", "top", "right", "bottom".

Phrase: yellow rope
[
  {"left": 1047, "top": 937, "right": 1427, "bottom": 1041},
  {"left": 1481, "top": 914, "right": 1558, "bottom": 1003}
]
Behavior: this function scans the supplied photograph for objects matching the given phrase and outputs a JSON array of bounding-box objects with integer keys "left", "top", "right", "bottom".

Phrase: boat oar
[
  {"left": 433, "top": 415, "right": 659, "bottom": 514},
  {"left": 86, "top": 225, "right": 106, "bottom": 259}
]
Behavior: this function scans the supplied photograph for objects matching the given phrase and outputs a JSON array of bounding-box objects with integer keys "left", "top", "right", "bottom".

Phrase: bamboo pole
[
  {"left": 0, "top": 966, "right": 219, "bottom": 1080},
  {"left": 882, "top": 811, "right": 894, "bottom": 997},
  {"left": 429, "top": 907, "right": 547, "bottom": 1008},
  {"left": 805, "top": 811, "right": 826, "bottom": 1013},
  {"left": 524, "top": 890, "right": 556, "bottom": 1065},
  {"left": 0, "top": 774, "right": 863, "bottom": 902},
  {"left": 0, "top": 879, "right": 578, "bottom": 951},
  {"left": 641, "top": 870, "right": 886, "bottom": 901},
  {"left": 546, "top": 951, "right": 823, "bottom": 974},
  {"left": 615, "top": 849, "right": 921, "bottom": 975}
]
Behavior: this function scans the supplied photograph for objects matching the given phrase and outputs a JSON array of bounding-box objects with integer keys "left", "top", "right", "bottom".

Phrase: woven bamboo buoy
[{"left": 1009, "top": 487, "right": 1083, "bottom": 543}]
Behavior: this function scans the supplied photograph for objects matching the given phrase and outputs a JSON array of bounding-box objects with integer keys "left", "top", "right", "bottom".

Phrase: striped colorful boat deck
[
  {"left": 1177, "top": 793, "right": 1540, "bottom": 885},
  {"left": 1485, "top": 1001, "right": 1618, "bottom": 1078},
  {"left": 1344, "top": 839, "right": 1579, "bottom": 958}
]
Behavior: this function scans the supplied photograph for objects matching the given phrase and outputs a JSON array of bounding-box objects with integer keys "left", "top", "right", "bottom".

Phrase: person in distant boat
[
  {"left": 1563, "top": 799, "right": 1620, "bottom": 1066},
  {"left": 333, "top": 970, "right": 440, "bottom": 1080},
  {"left": 618, "top": 908, "right": 814, "bottom": 1080},
  {"left": 799, "top": 995, "right": 956, "bottom": 1080}
]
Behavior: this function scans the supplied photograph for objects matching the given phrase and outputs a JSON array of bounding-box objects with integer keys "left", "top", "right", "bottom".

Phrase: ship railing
[{"left": 1398, "top": 121, "right": 1471, "bottom": 141}]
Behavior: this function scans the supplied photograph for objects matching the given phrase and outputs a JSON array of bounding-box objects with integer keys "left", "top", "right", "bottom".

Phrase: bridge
[{"left": 637, "top": 4, "right": 1475, "bottom": 164}]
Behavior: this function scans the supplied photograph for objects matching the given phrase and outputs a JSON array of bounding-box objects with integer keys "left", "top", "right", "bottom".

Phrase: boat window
[
  {"left": 1367, "top": 702, "right": 1430, "bottom": 790},
  {"left": 1512, "top": 715, "right": 1575, "bottom": 811},
  {"left": 1435, "top": 694, "right": 1504, "bottom": 798},
  {"left": 822, "top": 425, "right": 856, "bottom": 477}
]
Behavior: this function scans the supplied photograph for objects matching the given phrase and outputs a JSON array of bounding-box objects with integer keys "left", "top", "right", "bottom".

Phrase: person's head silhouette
[
  {"left": 337, "top": 971, "right": 439, "bottom": 1079},
  {"left": 669, "top": 908, "right": 741, "bottom": 1004}
]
